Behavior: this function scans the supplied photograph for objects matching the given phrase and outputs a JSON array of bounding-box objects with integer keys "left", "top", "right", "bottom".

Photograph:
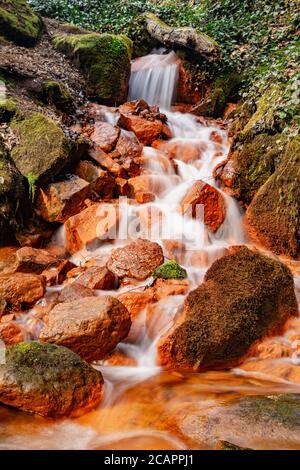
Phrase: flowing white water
[
  {"left": 128, "top": 51, "right": 179, "bottom": 109},
  {"left": 3, "top": 53, "right": 300, "bottom": 450}
]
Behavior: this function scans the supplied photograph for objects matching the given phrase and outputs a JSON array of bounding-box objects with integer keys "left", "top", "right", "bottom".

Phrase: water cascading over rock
[{"left": 128, "top": 51, "right": 179, "bottom": 109}]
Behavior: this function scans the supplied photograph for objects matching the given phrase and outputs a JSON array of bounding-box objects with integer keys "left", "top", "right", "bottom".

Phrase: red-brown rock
[
  {"left": 118, "top": 290, "right": 154, "bottom": 320},
  {"left": 40, "top": 296, "right": 131, "bottom": 362},
  {"left": 42, "top": 259, "right": 76, "bottom": 286},
  {"left": 107, "top": 239, "right": 164, "bottom": 280},
  {"left": 0, "top": 273, "right": 45, "bottom": 308},
  {"left": 118, "top": 100, "right": 171, "bottom": 146},
  {"left": 89, "top": 147, "right": 125, "bottom": 177},
  {"left": 0, "top": 322, "right": 26, "bottom": 346},
  {"left": 65, "top": 202, "right": 119, "bottom": 254},
  {"left": 13, "top": 247, "right": 59, "bottom": 274},
  {"left": 75, "top": 160, "right": 115, "bottom": 198},
  {"left": 36, "top": 176, "right": 91, "bottom": 223},
  {"left": 58, "top": 282, "right": 96, "bottom": 303},
  {"left": 180, "top": 180, "right": 226, "bottom": 232},
  {"left": 76, "top": 266, "right": 118, "bottom": 290},
  {"left": 158, "top": 246, "right": 298, "bottom": 371},
  {"left": 88, "top": 122, "right": 120, "bottom": 153}
]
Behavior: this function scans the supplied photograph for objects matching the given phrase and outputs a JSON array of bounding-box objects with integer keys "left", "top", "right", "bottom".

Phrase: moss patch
[
  {"left": 159, "top": 246, "right": 298, "bottom": 370},
  {"left": 235, "top": 394, "right": 300, "bottom": 429},
  {"left": 42, "top": 80, "right": 74, "bottom": 113},
  {"left": 153, "top": 260, "right": 187, "bottom": 280},
  {"left": 231, "top": 133, "right": 285, "bottom": 204},
  {"left": 0, "top": 341, "right": 103, "bottom": 417},
  {"left": 239, "top": 84, "right": 283, "bottom": 140},
  {"left": 10, "top": 112, "right": 70, "bottom": 183},
  {"left": 247, "top": 136, "right": 300, "bottom": 257},
  {"left": 53, "top": 32, "right": 132, "bottom": 104},
  {"left": 0, "top": 143, "right": 26, "bottom": 244},
  {"left": 0, "top": 98, "right": 17, "bottom": 123},
  {"left": 0, "top": 0, "right": 42, "bottom": 47}
]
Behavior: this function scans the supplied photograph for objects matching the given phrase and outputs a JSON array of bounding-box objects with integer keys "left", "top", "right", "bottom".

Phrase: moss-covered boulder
[
  {"left": 0, "top": 144, "right": 26, "bottom": 245},
  {"left": 229, "top": 133, "right": 284, "bottom": 205},
  {"left": 158, "top": 246, "right": 298, "bottom": 371},
  {"left": 10, "top": 112, "right": 71, "bottom": 184},
  {"left": 0, "top": 98, "right": 17, "bottom": 123},
  {"left": 153, "top": 260, "right": 187, "bottom": 280},
  {"left": 144, "top": 13, "right": 220, "bottom": 61},
  {"left": 0, "top": 0, "right": 42, "bottom": 47},
  {"left": 53, "top": 33, "right": 132, "bottom": 104},
  {"left": 0, "top": 341, "right": 103, "bottom": 417},
  {"left": 247, "top": 137, "right": 300, "bottom": 257},
  {"left": 41, "top": 80, "right": 74, "bottom": 113},
  {"left": 173, "top": 393, "right": 300, "bottom": 449},
  {"left": 127, "top": 15, "right": 158, "bottom": 58}
]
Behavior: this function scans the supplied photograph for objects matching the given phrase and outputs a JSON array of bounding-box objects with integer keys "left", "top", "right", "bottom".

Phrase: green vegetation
[
  {"left": 27, "top": 172, "right": 38, "bottom": 201},
  {"left": 28, "top": 1, "right": 299, "bottom": 128},
  {"left": 0, "top": 98, "right": 17, "bottom": 123},
  {"left": 153, "top": 259, "right": 187, "bottom": 280},
  {"left": 0, "top": 0, "right": 42, "bottom": 46},
  {"left": 42, "top": 80, "right": 74, "bottom": 113},
  {"left": 53, "top": 33, "right": 132, "bottom": 103},
  {"left": 10, "top": 112, "right": 70, "bottom": 183}
]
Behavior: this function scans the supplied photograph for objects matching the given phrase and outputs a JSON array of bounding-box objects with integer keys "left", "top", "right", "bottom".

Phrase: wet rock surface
[
  {"left": 40, "top": 296, "right": 131, "bottom": 362},
  {"left": 0, "top": 272, "right": 45, "bottom": 308},
  {"left": 180, "top": 180, "right": 226, "bottom": 233},
  {"left": 0, "top": 341, "right": 103, "bottom": 417},
  {"left": 107, "top": 239, "right": 164, "bottom": 280},
  {"left": 158, "top": 246, "right": 298, "bottom": 371}
]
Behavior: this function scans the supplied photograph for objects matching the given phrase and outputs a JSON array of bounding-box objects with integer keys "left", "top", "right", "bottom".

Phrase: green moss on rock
[
  {"left": 0, "top": 98, "right": 17, "bottom": 123},
  {"left": 235, "top": 394, "right": 300, "bottom": 429},
  {"left": 193, "top": 71, "right": 241, "bottom": 118},
  {"left": 0, "top": 143, "right": 26, "bottom": 244},
  {"left": 153, "top": 260, "right": 187, "bottom": 280},
  {"left": 53, "top": 32, "right": 132, "bottom": 104},
  {"left": 231, "top": 133, "right": 285, "bottom": 204},
  {"left": 159, "top": 246, "right": 298, "bottom": 370},
  {"left": 193, "top": 87, "right": 226, "bottom": 118},
  {"left": 42, "top": 80, "right": 74, "bottom": 113},
  {"left": 0, "top": 0, "right": 42, "bottom": 47},
  {"left": 10, "top": 112, "right": 71, "bottom": 183},
  {"left": 247, "top": 136, "right": 300, "bottom": 257},
  {"left": 239, "top": 84, "right": 283, "bottom": 140},
  {"left": 0, "top": 341, "right": 103, "bottom": 417}
]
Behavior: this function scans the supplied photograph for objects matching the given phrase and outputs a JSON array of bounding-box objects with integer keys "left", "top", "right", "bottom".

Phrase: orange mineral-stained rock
[
  {"left": 107, "top": 239, "right": 164, "bottom": 280},
  {"left": 0, "top": 273, "right": 45, "bottom": 308},
  {"left": 89, "top": 147, "right": 125, "bottom": 178},
  {"left": 118, "top": 100, "right": 171, "bottom": 146},
  {"left": 157, "top": 140, "right": 204, "bottom": 164},
  {"left": 36, "top": 176, "right": 91, "bottom": 223},
  {"left": 152, "top": 278, "right": 190, "bottom": 301},
  {"left": 88, "top": 121, "right": 120, "bottom": 153},
  {"left": 118, "top": 290, "right": 154, "bottom": 320},
  {"left": 64, "top": 202, "right": 119, "bottom": 254},
  {"left": 13, "top": 247, "right": 59, "bottom": 274},
  {"left": 75, "top": 160, "right": 115, "bottom": 198},
  {"left": 125, "top": 175, "right": 157, "bottom": 203},
  {"left": 0, "top": 321, "right": 26, "bottom": 346},
  {"left": 40, "top": 296, "right": 131, "bottom": 362},
  {"left": 158, "top": 246, "right": 298, "bottom": 371},
  {"left": 180, "top": 180, "right": 226, "bottom": 232},
  {"left": 75, "top": 266, "right": 119, "bottom": 290}
]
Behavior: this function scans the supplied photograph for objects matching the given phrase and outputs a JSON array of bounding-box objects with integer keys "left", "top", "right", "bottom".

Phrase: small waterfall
[{"left": 128, "top": 51, "right": 179, "bottom": 110}]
